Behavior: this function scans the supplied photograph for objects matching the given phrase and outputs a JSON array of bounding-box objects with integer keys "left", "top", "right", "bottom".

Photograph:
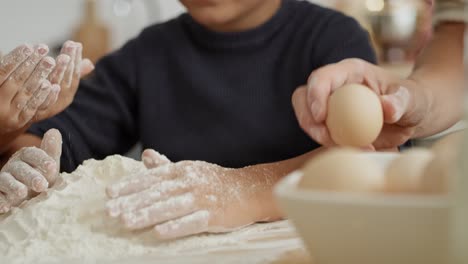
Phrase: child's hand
[
  {"left": 0, "top": 129, "right": 62, "bottom": 214},
  {"left": 106, "top": 150, "right": 256, "bottom": 240},
  {"left": 0, "top": 44, "right": 59, "bottom": 135},
  {"left": 35, "top": 41, "right": 94, "bottom": 121}
]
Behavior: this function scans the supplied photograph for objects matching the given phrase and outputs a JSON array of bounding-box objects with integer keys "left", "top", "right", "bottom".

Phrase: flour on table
[{"left": 0, "top": 155, "right": 307, "bottom": 264}]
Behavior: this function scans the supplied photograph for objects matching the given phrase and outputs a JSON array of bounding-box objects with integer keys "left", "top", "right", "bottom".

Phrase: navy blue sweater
[{"left": 29, "top": 0, "right": 376, "bottom": 172}]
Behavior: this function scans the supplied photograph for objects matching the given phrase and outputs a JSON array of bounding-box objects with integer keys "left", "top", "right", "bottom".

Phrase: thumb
[
  {"left": 141, "top": 149, "right": 171, "bottom": 169},
  {"left": 380, "top": 86, "right": 411, "bottom": 124},
  {"left": 40, "top": 129, "right": 62, "bottom": 176}
]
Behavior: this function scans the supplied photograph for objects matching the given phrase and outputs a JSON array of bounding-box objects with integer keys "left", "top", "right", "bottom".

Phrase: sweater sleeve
[
  {"left": 313, "top": 14, "right": 377, "bottom": 67},
  {"left": 28, "top": 39, "right": 139, "bottom": 172}
]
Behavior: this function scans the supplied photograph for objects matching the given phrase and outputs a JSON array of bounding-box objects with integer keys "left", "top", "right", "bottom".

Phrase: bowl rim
[{"left": 274, "top": 170, "right": 449, "bottom": 209}]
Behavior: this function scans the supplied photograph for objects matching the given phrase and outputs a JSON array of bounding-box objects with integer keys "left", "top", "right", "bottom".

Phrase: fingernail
[
  {"left": 389, "top": 87, "right": 410, "bottom": 122},
  {"left": 58, "top": 54, "right": 71, "bottom": 64},
  {"left": 83, "top": 59, "right": 95, "bottom": 69},
  {"left": 31, "top": 177, "right": 48, "bottom": 192},
  {"left": 65, "top": 45, "right": 75, "bottom": 53},
  {"left": 392, "top": 103, "right": 404, "bottom": 122},
  {"left": 307, "top": 76, "right": 317, "bottom": 91},
  {"left": 37, "top": 44, "right": 49, "bottom": 56},
  {"left": 64, "top": 40, "right": 74, "bottom": 47},
  {"left": 45, "top": 161, "right": 57, "bottom": 174},
  {"left": 142, "top": 157, "right": 154, "bottom": 167},
  {"left": 42, "top": 57, "right": 55, "bottom": 68},
  {"left": 309, "top": 126, "right": 326, "bottom": 145},
  {"left": 311, "top": 101, "right": 322, "bottom": 122},
  {"left": 15, "top": 186, "right": 28, "bottom": 198},
  {"left": 23, "top": 44, "right": 33, "bottom": 56}
]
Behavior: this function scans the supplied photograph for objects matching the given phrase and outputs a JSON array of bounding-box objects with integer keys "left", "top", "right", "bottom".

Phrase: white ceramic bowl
[{"left": 274, "top": 153, "right": 450, "bottom": 264}]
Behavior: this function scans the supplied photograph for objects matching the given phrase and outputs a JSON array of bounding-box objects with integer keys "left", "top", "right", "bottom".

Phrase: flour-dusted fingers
[
  {"left": 3, "top": 44, "right": 50, "bottom": 103},
  {"left": 0, "top": 172, "right": 28, "bottom": 200},
  {"left": 107, "top": 159, "right": 260, "bottom": 239},
  {"left": 106, "top": 180, "right": 189, "bottom": 217},
  {"left": 121, "top": 193, "right": 196, "bottom": 230},
  {"left": 154, "top": 210, "right": 210, "bottom": 240},
  {"left": 14, "top": 145, "right": 59, "bottom": 187},
  {"left": 0, "top": 129, "right": 62, "bottom": 213},
  {"left": 39, "top": 129, "right": 62, "bottom": 184},
  {"left": 79, "top": 58, "right": 94, "bottom": 77},
  {"left": 48, "top": 54, "right": 70, "bottom": 85},
  {"left": 40, "top": 129, "right": 63, "bottom": 163},
  {"left": 72, "top": 43, "right": 83, "bottom": 82},
  {"left": 12, "top": 56, "right": 55, "bottom": 126},
  {"left": 0, "top": 44, "right": 33, "bottom": 86},
  {"left": 38, "top": 84, "right": 61, "bottom": 111},
  {"left": 6, "top": 161, "right": 49, "bottom": 193},
  {"left": 19, "top": 147, "right": 57, "bottom": 175},
  {"left": 60, "top": 41, "right": 77, "bottom": 89},
  {"left": 106, "top": 166, "right": 176, "bottom": 199},
  {"left": 17, "top": 80, "right": 53, "bottom": 126},
  {"left": 18, "top": 55, "right": 55, "bottom": 102},
  {"left": 0, "top": 44, "right": 33, "bottom": 87},
  {"left": 0, "top": 193, "right": 11, "bottom": 214},
  {"left": 142, "top": 149, "right": 171, "bottom": 169}
]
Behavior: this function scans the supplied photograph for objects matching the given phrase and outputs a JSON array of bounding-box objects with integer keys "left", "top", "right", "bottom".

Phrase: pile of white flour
[{"left": 0, "top": 155, "right": 308, "bottom": 264}]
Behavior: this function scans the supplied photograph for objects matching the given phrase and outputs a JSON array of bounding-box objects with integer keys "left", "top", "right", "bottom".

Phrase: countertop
[{"left": 39, "top": 220, "right": 313, "bottom": 264}]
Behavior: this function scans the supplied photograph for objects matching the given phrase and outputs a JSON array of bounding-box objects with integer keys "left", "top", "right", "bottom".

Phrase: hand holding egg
[{"left": 292, "top": 58, "right": 425, "bottom": 150}]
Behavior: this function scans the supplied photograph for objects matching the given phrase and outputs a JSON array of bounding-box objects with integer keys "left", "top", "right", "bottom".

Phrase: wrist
[
  {"left": 0, "top": 133, "right": 42, "bottom": 165},
  {"left": 0, "top": 124, "right": 32, "bottom": 154},
  {"left": 233, "top": 167, "right": 284, "bottom": 223}
]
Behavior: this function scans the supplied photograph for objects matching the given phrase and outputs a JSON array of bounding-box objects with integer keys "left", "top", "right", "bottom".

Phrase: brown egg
[
  {"left": 299, "top": 148, "right": 385, "bottom": 192},
  {"left": 420, "top": 132, "right": 463, "bottom": 194},
  {"left": 384, "top": 148, "right": 434, "bottom": 193},
  {"left": 326, "top": 84, "right": 384, "bottom": 147},
  {"left": 421, "top": 155, "right": 453, "bottom": 194},
  {"left": 431, "top": 131, "right": 464, "bottom": 155}
]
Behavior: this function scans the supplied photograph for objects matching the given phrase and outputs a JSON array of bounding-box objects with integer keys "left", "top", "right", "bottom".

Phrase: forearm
[
  {"left": 239, "top": 148, "right": 325, "bottom": 222},
  {"left": 0, "top": 133, "right": 42, "bottom": 167},
  {"left": 409, "top": 22, "right": 466, "bottom": 138},
  {"left": 0, "top": 125, "right": 32, "bottom": 154}
]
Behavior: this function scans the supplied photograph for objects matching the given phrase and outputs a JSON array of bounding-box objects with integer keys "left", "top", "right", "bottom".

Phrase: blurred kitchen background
[{"left": 0, "top": 0, "right": 433, "bottom": 77}]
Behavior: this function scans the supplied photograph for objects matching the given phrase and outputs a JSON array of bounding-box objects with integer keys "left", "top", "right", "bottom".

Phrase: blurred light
[{"left": 366, "top": 0, "right": 385, "bottom": 12}]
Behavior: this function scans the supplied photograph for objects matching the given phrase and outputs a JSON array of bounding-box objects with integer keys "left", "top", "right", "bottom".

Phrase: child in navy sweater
[{"left": 1, "top": 0, "right": 375, "bottom": 239}]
